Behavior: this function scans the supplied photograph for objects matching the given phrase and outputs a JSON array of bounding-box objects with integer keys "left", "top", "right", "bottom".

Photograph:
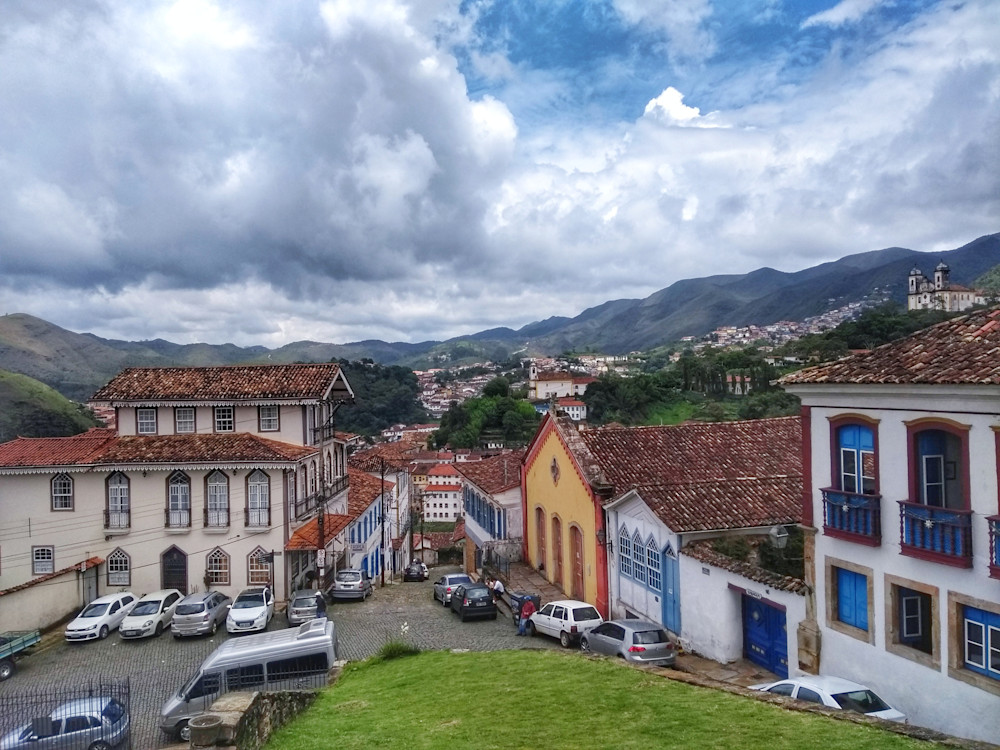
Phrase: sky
[{"left": 1, "top": 0, "right": 998, "bottom": 347}]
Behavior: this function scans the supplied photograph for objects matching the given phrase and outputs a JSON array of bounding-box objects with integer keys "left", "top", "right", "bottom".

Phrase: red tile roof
[
  {"left": 286, "top": 513, "right": 352, "bottom": 550},
  {"left": 457, "top": 451, "right": 523, "bottom": 494},
  {"left": 681, "top": 541, "right": 807, "bottom": 594},
  {"left": 348, "top": 444, "right": 412, "bottom": 473},
  {"left": 0, "top": 429, "right": 117, "bottom": 467},
  {"left": 91, "top": 363, "right": 347, "bottom": 403},
  {"left": 424, "top": 483, "right": 461, "bottom": 493},
  {"left": 780, "top": 307, "right": 1000, "bottom": 385},
  {"left": 428, "top": 463, "right": 459, "bottom": 476},
  {"left": 347, "top": 467, "right": 392, "bottom": 518},
  {"left": 413, "top": 532, "right": 456, "bottom": 550},
  {"left": 0, "top": 556, "right": 104, "bottom": 597}
]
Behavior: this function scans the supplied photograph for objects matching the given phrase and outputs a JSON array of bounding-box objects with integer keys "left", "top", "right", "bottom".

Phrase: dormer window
[
  {"left": 214, "top": 406, "right": 235, "bottom": 432},
  {"left": 137, "top": 408, "right": 157, "bottom": 435}
]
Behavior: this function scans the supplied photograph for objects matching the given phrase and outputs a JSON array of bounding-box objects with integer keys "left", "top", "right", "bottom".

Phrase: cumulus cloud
[{"left": 802, "top": 0, "right": 882, "bottom": 29}]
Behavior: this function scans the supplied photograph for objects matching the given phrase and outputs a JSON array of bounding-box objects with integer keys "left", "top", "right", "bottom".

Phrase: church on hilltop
[{"left": 907, "top": 261, "right": 986, "bottom": 312}]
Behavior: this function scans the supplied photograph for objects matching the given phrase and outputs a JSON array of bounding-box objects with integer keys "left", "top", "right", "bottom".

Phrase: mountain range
[{"left": 1, "top": 232, "right": 997, "bottom": 403}]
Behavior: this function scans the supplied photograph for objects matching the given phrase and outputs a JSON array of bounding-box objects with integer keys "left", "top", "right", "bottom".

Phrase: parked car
[
  {"left": 171, "top": 591, "right": 232, "bottom": 638},
  {"left": 286, "top": 589, "right": 324, "bottom": 626},
  {"left": 750, "top": 675, "right": 907, "bottom": 722},
  {"left": 64, "top": 592, "right": 138, "bottom": 642},
  {"left": 0, "top": 696, "right": 129, "bottom": 750},
  {"left": 328, "top": 569, "right": 373, "bottom": 601},
  {"left": 449, "top": 583, "right": 498, "bottom": 622},
  {"left": 528, "top": 599, "right": 603, "bottom": 648},
  {"left": 226, "top": 586, "right": 274, "bottom": 634},
  {"left": 119, "top": 589, "right": 183, "bottom": 639},
  {"left": 432, "top": 573, "right": 471, "bottom": 605},
  {"left": 580, "top": 619, "right": 676, "bottom": 667},
  {"left": 403, "top": 562, "right": 425, "bottom": 582}
]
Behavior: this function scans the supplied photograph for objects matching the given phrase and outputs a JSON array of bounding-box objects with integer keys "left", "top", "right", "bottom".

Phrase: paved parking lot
[{"left": 0, "top": 567, "right": 557, "bottom": 748}]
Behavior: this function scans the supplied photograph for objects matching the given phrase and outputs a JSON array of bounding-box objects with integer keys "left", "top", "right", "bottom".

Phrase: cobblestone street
[{"left": 0, "top": 567, "right": 558, "bottom": 748}]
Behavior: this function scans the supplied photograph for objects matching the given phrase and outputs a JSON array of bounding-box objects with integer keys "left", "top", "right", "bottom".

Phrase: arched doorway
[
  {"left": 535, "top": 507, "right": 546, "bottom": 569},
  {"left": 570, "top": 526, "right": 584, "bottom": 600},
  {"left": 161, "top": 546, "right": 188, "bottom": 593},
  {"left": 552, "top": 517, "right": 563, "bottom": 587}
]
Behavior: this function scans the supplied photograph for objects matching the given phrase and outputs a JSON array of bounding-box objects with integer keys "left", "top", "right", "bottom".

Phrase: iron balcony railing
[
  {"left": 104, "top": 509, "right": 130, "bottom": 530},
  {"left": 898, "top": 500, "right": 973, "bottom": 568},
  {"left": 204, "top": 507, "right": 230, "bottom": 528},
  {"left": 246, "top": 507, "right": 271, "bottom": 528},
  {"left": 165, "top": 508, "right": 192, "bottom": 528},
  {"left": 294, "top": 475, "right": 350, "bottom": 519},
  {"left": 821, "top": 488, "right": 881, "bottom": 545},
  {"left": 988, "top": 516, "right": 1000, "bottom": 579}
]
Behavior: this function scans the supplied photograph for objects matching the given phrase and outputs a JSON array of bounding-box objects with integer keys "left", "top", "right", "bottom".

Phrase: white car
[
  {"left": 64, "top": 592, "right": 138, "bottom": 641},
  {"left": 528, "top": 599, "right": 603, "bottom": 648},
  {"left": 119, "top": 589, "right": 183, "bottom": 639},
  {"left": 750, "top": 675, "right": 906, "bottom": 722},
  {"left": 226, "top": 586, "right": 274, "bottom": 634}
]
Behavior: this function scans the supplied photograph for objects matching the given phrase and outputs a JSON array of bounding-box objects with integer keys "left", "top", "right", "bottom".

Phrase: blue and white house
[
  {"left": 781, "top": 307, "right": 1000, "bottom": 745},
  {"left": 457, "top": 451, "right": 523, "bottom": 571}
]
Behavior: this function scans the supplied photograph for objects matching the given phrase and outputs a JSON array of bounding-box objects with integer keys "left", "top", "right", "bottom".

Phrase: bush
[{"left": 372, "top": 639, "right": 421, "bottom": 663}]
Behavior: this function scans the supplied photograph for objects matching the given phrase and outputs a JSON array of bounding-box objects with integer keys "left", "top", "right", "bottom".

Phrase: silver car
[
  {"left": 432, "top": 573, "right": 471, "bottom": 605},
  {"left": 171, "top": 591, "right": 231, "bottom": 638},
  {"left": 328, "top": 570, "right": 373, "bottom": 601},
  {"left": 0, "top": 696, "right": 128, "bottom": 750},
  {"left": 286, "top": 589, "right": 324, "bottom": 626},
  {"left": 580, "top": 619, "right": 677, "bottom": 667}
]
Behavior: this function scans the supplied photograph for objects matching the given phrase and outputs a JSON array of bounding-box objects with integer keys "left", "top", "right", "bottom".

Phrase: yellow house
[{"left": 521, "top": 414, "right": 612, "bottom": 616}]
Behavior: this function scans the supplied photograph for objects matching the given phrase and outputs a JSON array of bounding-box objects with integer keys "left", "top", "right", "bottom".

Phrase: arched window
[
  {"left": 309, "top": 461, "right": 317, "bottom": 494},
  {"left": 206, "top": 471, "right": 229, "bottom": 527},
  {"left": 248, "top": 546, "right": 270, "bottom": 585},
  {"left": 836, "top": 423, "right": 876, "bottom": 494},
  {"left": 206, "top": 547, "right": 230, "bottom": 585},
  {"left": 246, "top": 470, "right": 270, "bottom": 527},
  {"left": 619, "top": 527, "right": 633, "bottom": 577},
  {"left": 167, "top": 471, "right": 191, "bottom": 528},
  {"left": 106, "top": 473, "right": 130, "bottom": 529},
  {"left": 51, "top": 473, "right": 73, "bottom": 511},
  {"left": 107, "top": 548, "right": 130, "bottom": 586},
  {"left": 632, "top": 532, "right": 646, "bottom": 585},
  {"left": 646, "top": 538, "right": 661, "bottom": 590}
]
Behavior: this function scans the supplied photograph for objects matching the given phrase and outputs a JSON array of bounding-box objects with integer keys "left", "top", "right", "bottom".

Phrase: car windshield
[
  {"left": 130, "top": 601, "right": 161, "bottom": 616},
  {"left": 633, "top": 629, "right": 669, "bottom": 644},
  {"left": 102, "top": 699, "right": 126, "bottom": 724},
  {"left": 337, "top": 572, "right": 361, "bottom": 582},
  {"left": 832, "top": 689, "right": 891, "bottom": 714},
  {"left": 449, "top": 575, "right": 471, "bottom": 584},
  {"left": 465, "top": 587, "right": 490, "bottom": 599},
  {"left": 572, "top": 606, "right": 600, "bottom": 621},
  {"left": 80, "top": 603, "right": 109, "bottom": 618},
  {"left": 292, "top": 596, "right": 317, "bottom": 608},
  {"left": 233, "top": 595, "right": 265, "bottom": 608},
  {"left": 175, "top": 603, "right": 206, "bottom": 615}
]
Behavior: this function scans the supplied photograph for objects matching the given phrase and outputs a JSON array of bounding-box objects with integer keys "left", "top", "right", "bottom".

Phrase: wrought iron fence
[
  {"left": 0, "top": 678, "right": 131, "bottom": 749},
  {"left": 482, "top": 539, "right": 523, "bottom": 579}
]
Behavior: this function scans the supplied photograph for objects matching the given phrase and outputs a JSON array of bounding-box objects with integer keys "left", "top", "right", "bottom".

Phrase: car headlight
[{"left": 143, "top": 620, "right": 154, "bottom": 628}]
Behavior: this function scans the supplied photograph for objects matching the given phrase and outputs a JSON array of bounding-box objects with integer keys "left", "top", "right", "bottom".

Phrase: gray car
[
  {"left": 328, "top": 569, "right": 373, "bottom": 601},
  {"left": 432, "top": 573, "right": 472, "bottom": 605},
  {"left": 580, "top": 619, "right": 677, "bottom": 667},
  {"left": 0, "top": 696, "right": 129, "bottom": 750},
  {"left": 170, "top": 591, "right": 231, "bottom": 638},
  {"left": 286, "top": 589, "right": 324, "bottom": 626}
]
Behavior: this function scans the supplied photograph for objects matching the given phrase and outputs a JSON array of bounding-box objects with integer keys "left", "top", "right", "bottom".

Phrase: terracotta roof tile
[
  {"left": 347, "top": 467, "right": 392, "bottom": 518},
  {"left": 428, "top": 463, "right": 460, "bottom": 476},
  {"left": 681, "top": 541, "right": 807, "bottom": 594},
  {"left": 413, "top": 532, "right": 456, "bottom": 550},
  {"left": 780, "top": 307, "right": 1000, "bottom": 385},
  {"left": 0, "top": 556, "right": 104, "bottom": 597},
  {"left": 457, "top": 451, "right": 523, "bottom": 494},
  {"left": 95, "top": 433, "right": 316, "bottom": 464},
  {"left": 91, "top": 363, "right": 347, "bottom": 402},
  {"left": 424, "top": 483, "right": 460, "bottom": 492},
  {"left": 285, "top": 513, "right": 352, "bottom": 550},
  {"left": 0, "top": 429, "right": 117, "bottom": 467},
  {"left": 347, "top": 444, "right": 412, "bottom": 473}
]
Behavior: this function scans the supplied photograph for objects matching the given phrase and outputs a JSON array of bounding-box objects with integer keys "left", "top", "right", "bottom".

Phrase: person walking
[
  {"left": 314, "top": 591, "right": 327, "bottom": 620},
  {"left": 517, "top": 597, "right": 536, "bottom": 636}
]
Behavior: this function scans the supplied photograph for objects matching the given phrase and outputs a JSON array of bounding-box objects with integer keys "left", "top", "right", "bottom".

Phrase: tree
[{"left": 482, "top": 376, "right": 510, "bottom": 398}]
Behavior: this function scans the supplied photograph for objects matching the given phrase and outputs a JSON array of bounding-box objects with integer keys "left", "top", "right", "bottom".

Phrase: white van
[{"left": 159, "top": 618, "right": 337, "bottom": 739}]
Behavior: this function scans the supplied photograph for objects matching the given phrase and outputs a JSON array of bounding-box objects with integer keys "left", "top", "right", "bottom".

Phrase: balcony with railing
[
  {"left": 246, "top": 507, "right": 271, "bottom": 529},
  {"left": 104, "top": 509, "right": 130, "bottom": 533},
  {"left": 204, "top": 507, "right": 230, "bottom": 530},
  {"left": 165, "top": 508, "right": 191, "bottom": 530},
  {"left": 293, "top": 474, "right": 350, "bottom": 520},
  {"left": 898, "top": 500, "right": 973, "bottom": 568},
  {"left": 821, "top": 488, "right": 881, "bottom": 546},
  {"left": 989, "top": 516, "right": 1000, "bottom": 579}
]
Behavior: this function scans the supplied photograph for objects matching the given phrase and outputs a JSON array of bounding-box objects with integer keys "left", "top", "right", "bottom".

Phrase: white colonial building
[
  {"left": 458, "top": 451, "right": 523, "bottom": 574},
  {"left": 781, "top": 307, "right": 1000, "bottom": 744}
]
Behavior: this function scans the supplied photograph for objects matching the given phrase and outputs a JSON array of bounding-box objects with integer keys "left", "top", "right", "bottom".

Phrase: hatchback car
[
  {"left": 403, "top": 562, "right": 425, "bottom": 582},
  {"left": 286, "top": 589, "right": 324, "bottom": 626},
  {"left": 64, "top": 592, "right": 138, "bottom": 642},
  {"left": 581, "top": 619, "right": 676, "bottom": 667},
  {"left": 750, "top": 675, "right": 906, "bottom": 722},
  {"left": 226, "top": 586, "right": 274, "bottom": 634},
  {"left": 171, "top": 591, "right": 232, "bottom": 638},
  {"left": 449, "top": 583, "right": 498, "bottom": 622},
  {"left": 119, "top": 589, "right": 183, "bottom": 639},
  {"left": 328, "top": 569, "right": 373, "bottom": 601},
  {"left": 0, "top": 696, "right": 129, "bottom": 750},
  {"left": 432, "top": 573, "right": 471, "bottom": 605},
  {"left": 528, "top": 599, "right": 603, "bottom": 647}
]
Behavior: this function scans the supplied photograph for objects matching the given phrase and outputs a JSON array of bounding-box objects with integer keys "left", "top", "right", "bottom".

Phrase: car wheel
[
  {"left": 559, "top": 631, "right": 572, "bottom": 648},
  {"left": 0, "top": 659, "right": 14, "bottom": 681},
  {"left": 580, "top": 637, "right": 591, "bottom": 653},
  {"left": 210, "top": 620, "right": 218, "bottom": 635},
  {"left": 155, "top": 622, "right": 163, "bottom": 636},
  {"left": 99, "top": 625, "right": 109, "bottom": 640},
  {"left": 175, "top": 720, "right": 190, "bottom": 742},
  {"left": 88, "top": 741, "right": 112, "bottom": 750}
]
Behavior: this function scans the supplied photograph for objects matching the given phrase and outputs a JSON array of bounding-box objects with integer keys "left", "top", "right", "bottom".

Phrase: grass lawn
[
  {"left": 265, "top": 650, "right": 932, "bottom": 750},
  {"left": 644, "top": 400, "right": 697, "bottom": 425}
]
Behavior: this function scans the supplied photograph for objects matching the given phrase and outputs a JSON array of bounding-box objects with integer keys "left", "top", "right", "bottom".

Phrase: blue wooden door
[
  {"left": 661, "top": 544, "right": 680, "bottom": 634},
  {"left": 743, "top": 596, "right": 788, "bottom": 678}
]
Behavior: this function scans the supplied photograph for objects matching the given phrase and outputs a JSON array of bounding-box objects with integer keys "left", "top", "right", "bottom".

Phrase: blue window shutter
[{"left": 837, "top": 568, "right": 868, "bottom": 631}]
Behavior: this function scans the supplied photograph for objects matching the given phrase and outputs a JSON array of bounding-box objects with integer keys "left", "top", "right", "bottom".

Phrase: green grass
[
  {"left": 265, "top": 650, "right": 933, "bottom": 750},
  {"left": 643, "top": 400, "right": 697, "bottom": 425}
]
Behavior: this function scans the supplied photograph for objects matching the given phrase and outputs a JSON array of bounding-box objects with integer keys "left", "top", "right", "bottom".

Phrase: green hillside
[{"left": 0, "top": 369, "right": 101, "bottom": 441}]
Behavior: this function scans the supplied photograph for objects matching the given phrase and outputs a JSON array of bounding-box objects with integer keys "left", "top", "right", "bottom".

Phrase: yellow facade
[{"left": 523, "top": 420, "right": 605, "bottom": 612}]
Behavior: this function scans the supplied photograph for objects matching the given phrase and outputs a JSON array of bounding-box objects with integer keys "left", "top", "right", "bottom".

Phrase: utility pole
[{"left": 379, "top": 457, "right": 387, "bottom": 587}]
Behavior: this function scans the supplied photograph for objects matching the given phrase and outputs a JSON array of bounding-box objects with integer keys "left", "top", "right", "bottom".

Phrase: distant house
[
  {"left": 780, "top": 306, "right": 1000, "bottom": 744},
  {"left": 907, "top": 262, "right": 985, "bottom": 312},
  {"left": 527, "top": 366, "right": 596, "bottom": 400},
  {"left": 421, "top": 463, "right": 462, "bottom": 521},
  {"left": 457, "top": 451, "right": 523, "bottom": 574}
]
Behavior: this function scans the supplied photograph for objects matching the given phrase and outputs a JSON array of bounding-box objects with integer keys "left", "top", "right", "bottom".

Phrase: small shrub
[{"left": 373, "top": 640, "right": 421, "bottom": 663}]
